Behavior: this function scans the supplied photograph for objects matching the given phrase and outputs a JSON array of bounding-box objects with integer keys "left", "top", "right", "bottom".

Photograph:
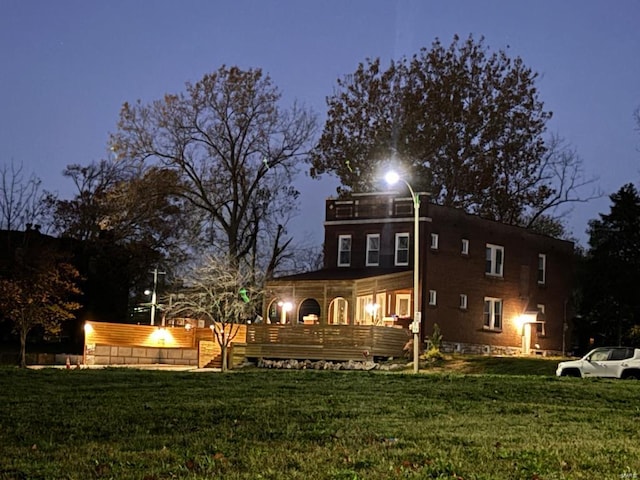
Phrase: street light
[
  {"left": 146, "top": 268, "right": 166, "bottom": 326},
  {"left": 385, "top": 170, "right": 422, "bottom": 373}
]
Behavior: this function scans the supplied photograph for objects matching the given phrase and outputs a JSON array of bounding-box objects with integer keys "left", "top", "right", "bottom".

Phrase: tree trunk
[
  {"left": 221, "top": 343, "right": 228, "bottom": 372},
  {"left": 19, "top": 329, "right": 27, "bottom": 368}
]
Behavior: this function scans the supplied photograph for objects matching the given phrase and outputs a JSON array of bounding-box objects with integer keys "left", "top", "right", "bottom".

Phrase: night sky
[{"left": 1, "top": 0, "right": 639, "bottom": 246}]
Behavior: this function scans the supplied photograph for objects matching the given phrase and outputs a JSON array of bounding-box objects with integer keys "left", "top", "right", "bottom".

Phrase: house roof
[{"left": 270, "top": 267, "right": 411, "bottom": 282}]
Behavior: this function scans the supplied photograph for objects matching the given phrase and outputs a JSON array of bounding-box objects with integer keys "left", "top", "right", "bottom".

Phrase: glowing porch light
[
  {"left": 277, "top": 301, "right": 293, "bottom": 324},
  {"left": 149, "top": 327, "right": 174, "bottom": 346}
]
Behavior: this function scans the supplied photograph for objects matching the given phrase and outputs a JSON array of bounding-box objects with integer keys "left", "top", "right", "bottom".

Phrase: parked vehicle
[{"left": 556, "top": 347, "right": 640, "bottom": 379}]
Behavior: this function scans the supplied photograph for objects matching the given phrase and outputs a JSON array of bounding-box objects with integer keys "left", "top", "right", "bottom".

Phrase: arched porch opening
[
  {"left": 328, "top": 297, "right": 349, "bottom": 325},
  {"left": 266, "top": 298, "right": 295, "bottom": 324},
  {"left": 298, "top": 298, "right": 321, "bottom": 324}
]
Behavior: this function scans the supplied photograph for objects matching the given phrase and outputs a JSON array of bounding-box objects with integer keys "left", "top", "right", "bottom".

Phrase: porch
[{"left": 243, "top": 324, "right": 410, "bottom": 362}]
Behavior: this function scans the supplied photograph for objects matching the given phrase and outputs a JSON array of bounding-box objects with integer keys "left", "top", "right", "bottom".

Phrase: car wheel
[
  {"left": 622, "top": 371, "right": 640, "bottom": 380},
  {"left": 561, "top": 369, "right": 581, "bottom": 378}
]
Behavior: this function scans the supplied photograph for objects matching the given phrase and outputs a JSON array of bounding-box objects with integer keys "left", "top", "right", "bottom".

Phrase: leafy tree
[
  {"left": 164, "top": 255, "right": 259, "bottom": 372},
  {"left": 581, "top": 183, "right": 640, "bottom": 346},
  {"left": 311, "top": 35, "right": 597, "bottom": 235},
  {"left": 49, "top": 159, "right": 190, "bottom": 320},
  {"left": 110, "top": 66, "right": 317, "bottom": 276},
  {"left": 0, "top": 244, "right": 81, "bottom": 367}
]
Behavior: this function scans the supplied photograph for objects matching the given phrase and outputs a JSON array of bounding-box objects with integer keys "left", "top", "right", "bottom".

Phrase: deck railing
[{"left": 244, "top": 324, "right": 410, "bottom": 361}]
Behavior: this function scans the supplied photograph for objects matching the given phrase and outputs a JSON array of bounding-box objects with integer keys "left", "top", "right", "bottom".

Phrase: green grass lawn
[{"left": 0, "top": 364, "right": 639, "bottom": 479}]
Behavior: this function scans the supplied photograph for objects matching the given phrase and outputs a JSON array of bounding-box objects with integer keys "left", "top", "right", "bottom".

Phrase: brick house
[{"left": 264, "top": 192, "right": 574, "bottom": 356}]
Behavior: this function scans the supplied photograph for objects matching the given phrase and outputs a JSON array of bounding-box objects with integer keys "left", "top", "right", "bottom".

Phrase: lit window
[
  {"left": 430, "top": 233, "right": 439, "bottom": 250},
  {"left": 395, "top": 293, "right": 411, "bottom": 317},
  {"left": 483, "top": 297, "right": 503, "bottom": 330},
  {"left": 460, "top": 294, "right": 468, "bottom": 310},
  {"left": 485, "top": 244, "right": 504, "bottom": 277},
  {"left": 395, "top": 233, "right": 410, "bottom": 266},
  {"left": 356, "top": 295, "right": 373, "bottom": 323},
  {"left": 537, "top": 254, "right": 546, "bottom": 285},
  {"left": 461, "top": 238, "right": 469, "bottom": 255},
  {"left": 429, "top": 290, "right": 437, "bottom": 306},
  {"left": 366, "top": 234, "right": 380, "bottom": 266},
  {"left": 338, "top": 235, "right": 352, "bottom": 267}
]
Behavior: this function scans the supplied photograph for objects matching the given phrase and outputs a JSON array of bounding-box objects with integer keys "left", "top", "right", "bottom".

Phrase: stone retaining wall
[
  {"left": 441, "top": 341, "right": 561, "bottom": 357},
  {"left": 86, "top": 345, "right": 198, "bottom": 366}
]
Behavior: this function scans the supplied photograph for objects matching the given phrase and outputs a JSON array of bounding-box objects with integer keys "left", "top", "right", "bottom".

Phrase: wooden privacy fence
[
  {"left": 84, "top": 321, "right": 247, "bottom": 368},
  {"left": 82, "top": 321, "right": 408, "bottom": 366},
  {"left": 244, "top": 324, "right": 410, "bottom": 361}
]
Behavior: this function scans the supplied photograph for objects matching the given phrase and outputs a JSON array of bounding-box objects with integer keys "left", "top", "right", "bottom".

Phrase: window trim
[
  {"left": 483, "top": 297, "right": 503, "bottom": 331},
  {"left": 337, "top": 234, "right": 352, "bottom": 267},
  {"left": 395, "top": 232, "right": 410, "bottom": 266},
  {"left": 461, "top": 238, "right": 469, "bottom": 255},
  {"left": 537, "top": 253, "right": 547, "bottom": 285},
  {"left": 430, "top": 233, "right": 439, "bottom": 250},
  {"left": 459, "top": 294, "right": 468, "bottom": 310},
  {"left": 428, "top": 290, "right": 437, "bottom": 306},
  {"left": 395, "top": 293, "right": 411, "bottom": 317},
  {"left": 485, "top": 244, "right": 504, "bottom": 277},
  {"left": 365, "top": 234, "right": 380, "bottom": 267}
]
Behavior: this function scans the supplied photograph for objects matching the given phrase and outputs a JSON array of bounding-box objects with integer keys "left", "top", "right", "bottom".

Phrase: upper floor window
[
  {"left": 338, "top": 235, "right": 352, "bottom": 267},
  {"left": 395, "top": 233, "right": 410, "bottom": 266},
  {"left": 537, "top": 254, "right": 546, "bottom": 285},
  {"left": 459, "top": 294, "right": 468, "bottom": 310},
  {"left": 461, "top": 238, "right": 469, "bottom": 255},
  {"left": 428, "top": 290, "right": 437, "bottom": 306},
  {"left": 485, "top": 244, "right": 504, "bottom": 277},
  {"left": 430, "top": 233, "right": 439, "bottom": 250},
  {"left": 366, "top": 234, "right": 380, "bottom": 266},
  {"left": 483, "top": 297, "right": 503, "bottom": 330}
]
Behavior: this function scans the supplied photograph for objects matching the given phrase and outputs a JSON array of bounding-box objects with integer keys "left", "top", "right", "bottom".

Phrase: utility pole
[{"left": 150, "top": 268, "right": 166, "bottom": 326}]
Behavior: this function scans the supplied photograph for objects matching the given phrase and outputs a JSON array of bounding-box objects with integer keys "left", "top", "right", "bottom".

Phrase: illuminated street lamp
[
  {"left": 144, "top": 268, "right": 166, "bottom": 326},
  {"left": 385, "top": 170, "right": 422, "bottom": 373}
]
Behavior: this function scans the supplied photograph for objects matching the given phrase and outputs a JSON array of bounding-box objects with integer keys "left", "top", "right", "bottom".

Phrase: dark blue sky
[{"left": 1, "top": 0, "right": 639, "bottom": 245}]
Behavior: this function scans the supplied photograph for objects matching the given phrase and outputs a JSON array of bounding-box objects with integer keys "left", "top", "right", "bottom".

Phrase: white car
[{"left": 556, "top": 347, "right": 640, "bottom": 379}]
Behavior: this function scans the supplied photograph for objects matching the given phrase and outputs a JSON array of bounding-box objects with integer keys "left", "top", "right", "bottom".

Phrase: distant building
[{"left": 264, "top": 192, "right": 574, "bottom": 356}]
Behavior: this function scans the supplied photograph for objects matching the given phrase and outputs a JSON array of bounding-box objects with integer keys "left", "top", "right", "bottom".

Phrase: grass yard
[{"left": 0, "top": 364, "right": 639, "bottom": 480}]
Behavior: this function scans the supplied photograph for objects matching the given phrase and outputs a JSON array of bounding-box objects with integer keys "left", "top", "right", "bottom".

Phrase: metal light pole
[
  {"left": 149, "top": 268, "right": 166, "bottom": 326},
  {"left": 385, "top": 171, "right": 422, "bottom": 373}
]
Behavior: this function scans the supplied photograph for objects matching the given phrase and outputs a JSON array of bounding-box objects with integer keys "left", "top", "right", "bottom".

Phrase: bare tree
[
  {"left": 0, "top": 159, "right": 47, "bottom": 231},
  {"left": 111, "top": 66, "right": 317, "bottom": 275},
  {"left": 520, "top": 134, "right": 601, "bottom": 234},
  {"left": 164, "top": 255, "right": 259, "bottom": 372}
]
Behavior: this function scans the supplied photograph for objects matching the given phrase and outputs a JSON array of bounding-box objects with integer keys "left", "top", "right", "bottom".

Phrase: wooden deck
[{"left": 244, "top": 324, "right": 410, "bottom": 361}]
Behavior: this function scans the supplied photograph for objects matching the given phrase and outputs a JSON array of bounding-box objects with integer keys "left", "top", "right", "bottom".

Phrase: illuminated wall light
[
  {"left": 149, "top": 327, "right": 175, "bottom": 346},
  {"left": 515, "top": 312, "right": 538, "bottom": 333},
  {"left": 84, "top": 323, "right": 94, "bottom": 335}
]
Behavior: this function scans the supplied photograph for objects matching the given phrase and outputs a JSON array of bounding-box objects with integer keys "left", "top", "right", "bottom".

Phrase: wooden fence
[
  {"left": 84, "top": 321, "right": 247, "bottom": 368},
  {"left": 82, "top": 321, "right": 408, "bottom": 366},
  {"left": 244, "top": 324, "right": 410, "bottom": 361}
]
